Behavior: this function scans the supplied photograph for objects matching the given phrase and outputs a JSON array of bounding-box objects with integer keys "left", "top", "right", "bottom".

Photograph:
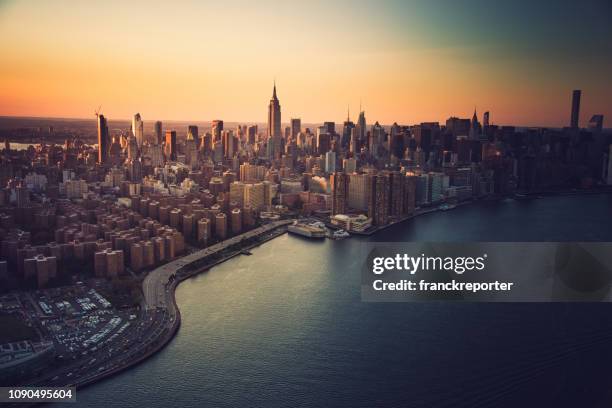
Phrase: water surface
[{"left": 69, "top": 195, "right": 612, "bottom": 407}]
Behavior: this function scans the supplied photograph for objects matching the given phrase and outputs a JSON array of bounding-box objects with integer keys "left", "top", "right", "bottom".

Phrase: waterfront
[{"left": 69, "top": 194, "right": 612, "bottom": 408}]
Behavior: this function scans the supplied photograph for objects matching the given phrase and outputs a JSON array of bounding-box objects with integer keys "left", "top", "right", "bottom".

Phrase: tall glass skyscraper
[
  {"left": 571, "top": 89, "right": 581, "bottom": 128},
  {"left": 97, "top": 114, "right": 109, "bottom": 164},
  {"left": 132, "top": 113, "right": 144, "bottom": 147}
]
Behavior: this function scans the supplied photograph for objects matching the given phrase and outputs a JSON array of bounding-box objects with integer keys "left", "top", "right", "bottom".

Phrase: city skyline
[
  {"left": 1, "top": 0, "right": 611, "bottom": 126},
  {"left": 0, "top": 85, "right": 606, "bottom": 131}
]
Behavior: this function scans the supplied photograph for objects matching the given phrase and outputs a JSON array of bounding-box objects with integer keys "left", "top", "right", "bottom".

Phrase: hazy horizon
[{"left": 0, "top": 114, "right": 593, "bottom": 131}]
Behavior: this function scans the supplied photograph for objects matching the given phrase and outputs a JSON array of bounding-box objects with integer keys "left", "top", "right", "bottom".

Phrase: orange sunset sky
[{"left": 0, "top": 0, "right": 610, "bottom": 127}]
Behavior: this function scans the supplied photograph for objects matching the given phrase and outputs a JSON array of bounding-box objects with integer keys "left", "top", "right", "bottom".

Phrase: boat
[
  {"left": 288, "top": 222, "right": 326, "bottom": 239},
  {"left": 438, "top": 203, "right": 457, "bottom": 211},
  {"left": 310, "top": 221, "right": 327, "bottom": 229},
  {"left": 332, "top": 229, "right": 350, "bottom": 239}
]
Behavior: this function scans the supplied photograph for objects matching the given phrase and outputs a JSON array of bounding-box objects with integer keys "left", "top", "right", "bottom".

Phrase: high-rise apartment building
[
  {"left": 374, "top": 173, "right": 390, "bottom": 226},
  {"left": 347, "top": 173, "right": 368, "bottom": 211},
  {"left": 330, "top": 172, "right": 349, "bottom": 215},
  {"left": 231, "top": 208, "right": 242, "bottom": 234},
  {"left": 215, "top": 213, "right": 227, "bottom": 240},
  {"left": 244, "top": 182, "right": 265, "bottom": 210},
  {"left": 239, "top": 163, "right": 266, "bottom": 182},
  {"left": 229, "top": 181, "right": 246, "bottom": 207}
]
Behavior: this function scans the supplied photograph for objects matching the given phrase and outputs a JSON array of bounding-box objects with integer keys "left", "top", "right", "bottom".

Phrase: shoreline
[
  {"left": 340, "top": 187, "right": 612, "bottom": 237},
  {"left": 36, "top": 189, "right": 612, "bottom": 396},
  {"left": 66, "top": 222, "right": 291, "bottom": 394}
]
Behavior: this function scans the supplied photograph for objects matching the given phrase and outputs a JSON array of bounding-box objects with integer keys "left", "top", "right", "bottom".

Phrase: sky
[{"left": 0, "top": 0, "right": 610, "bottom": 127}]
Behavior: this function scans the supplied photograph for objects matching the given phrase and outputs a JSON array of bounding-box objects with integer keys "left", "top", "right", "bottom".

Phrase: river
[{"left": 65, "top": 194, "right": 612, "bottom": 407}]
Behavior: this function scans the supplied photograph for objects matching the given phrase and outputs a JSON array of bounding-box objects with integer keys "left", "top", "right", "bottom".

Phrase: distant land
[{"left": 0, "top": 115, "right": 581, "bottom": 146}]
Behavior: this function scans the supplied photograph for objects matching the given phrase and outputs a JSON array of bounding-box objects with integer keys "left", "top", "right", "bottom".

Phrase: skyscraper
[
  {"left": 185, "top": 127, "right": 198, "bottom": 166},
  {"left": 247, "top": 125, "right": 258, "bottom": 144},
  {"left": 357, "top": 109, "right": 366, "bottom": 144},
  {"left": 165, "top": 130, "right": 177, "bottom": 161},
  {"left": 201, "top": 133, "right": 213, "bottom": 155},
  {"left": 483, "top": 111, "right": 490, "bottom": 127},
  {"left": 370, "top": 121, "right": 385, "bottom": 158},
  {"left": 349, "top": 128, "right": 359, "bottom": 155},
  {"left": 570, "top": 89, "right": 581, "bottom": 128},
  {"left": 97, "top": 114, "right": 109, "bottom": 164},
  {"left": 268, "top": 82, "right": 282, "bottom": 159},
  {"left": 222, "top": 130, "right": 236, "bottom": 159},
  {"left": 154, "top": 121, "right": 163, "bottom": 145},
  {"left": 316, "top": 129, "right": 330, "bottom": 156},
  {"left": 323, "top": 122, "right": 336, "bottom": 135},
  {"left": 188, "top": 125, "right": 199, "bottom": 149},
  {"left": 127, "top": 135, "right": 139, "bottom": 160},
  {"left": 127, "top": 158, "right": 143, "bottom": 183},
  {"left": 212, "top": 120, "right": 224, "bottom": 143},
  {"left": 385, "top": 122, "right": 401, "bottom": 159},
  {"left": 132, "top": 113, "right": 144, "bottom": 147},
  {"left": 325, "top": 150, "right": 336, "bottom": 174},
  {"left": 469, "top": 109, "right": 480, "bottom": 140},
  {"left": 342, "top": 108, "right": 355, "bottom": 151},
  {"left": 290, "top": 118, "right": 301, "bottom": 139}
]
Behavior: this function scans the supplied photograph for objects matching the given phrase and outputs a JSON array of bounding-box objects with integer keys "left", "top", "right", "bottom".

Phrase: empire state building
[{"left": 267, "top": 82, "right": 282, "bottom": 159}]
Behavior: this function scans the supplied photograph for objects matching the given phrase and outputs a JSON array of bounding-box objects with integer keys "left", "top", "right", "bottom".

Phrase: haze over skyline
[{"left": 0, "top": 0, "right": 610, "bottom": 127}]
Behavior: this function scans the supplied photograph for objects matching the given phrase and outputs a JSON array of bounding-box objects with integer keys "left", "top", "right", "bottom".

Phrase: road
[
  {"left": 143, "top": 219, "right": 293, "bottom": 311},
  {"left": 28, "top": 220, "right": 292, "bottom": 391}
]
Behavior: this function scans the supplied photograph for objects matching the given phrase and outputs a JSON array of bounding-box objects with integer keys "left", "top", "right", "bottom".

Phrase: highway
[
  {"left": 62, "top": 220, "right": 292, "bottom": 390},
  {"left": 20, "top": 220, "right": 291, "bottom": 394},
  {"left": 143, "top": 219, "right": 292, "bottom": 311}
]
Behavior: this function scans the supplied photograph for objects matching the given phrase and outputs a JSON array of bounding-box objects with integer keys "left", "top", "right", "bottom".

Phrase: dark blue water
[{"left": 67, "top": 195, "right": 612, "bottom": 408}]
